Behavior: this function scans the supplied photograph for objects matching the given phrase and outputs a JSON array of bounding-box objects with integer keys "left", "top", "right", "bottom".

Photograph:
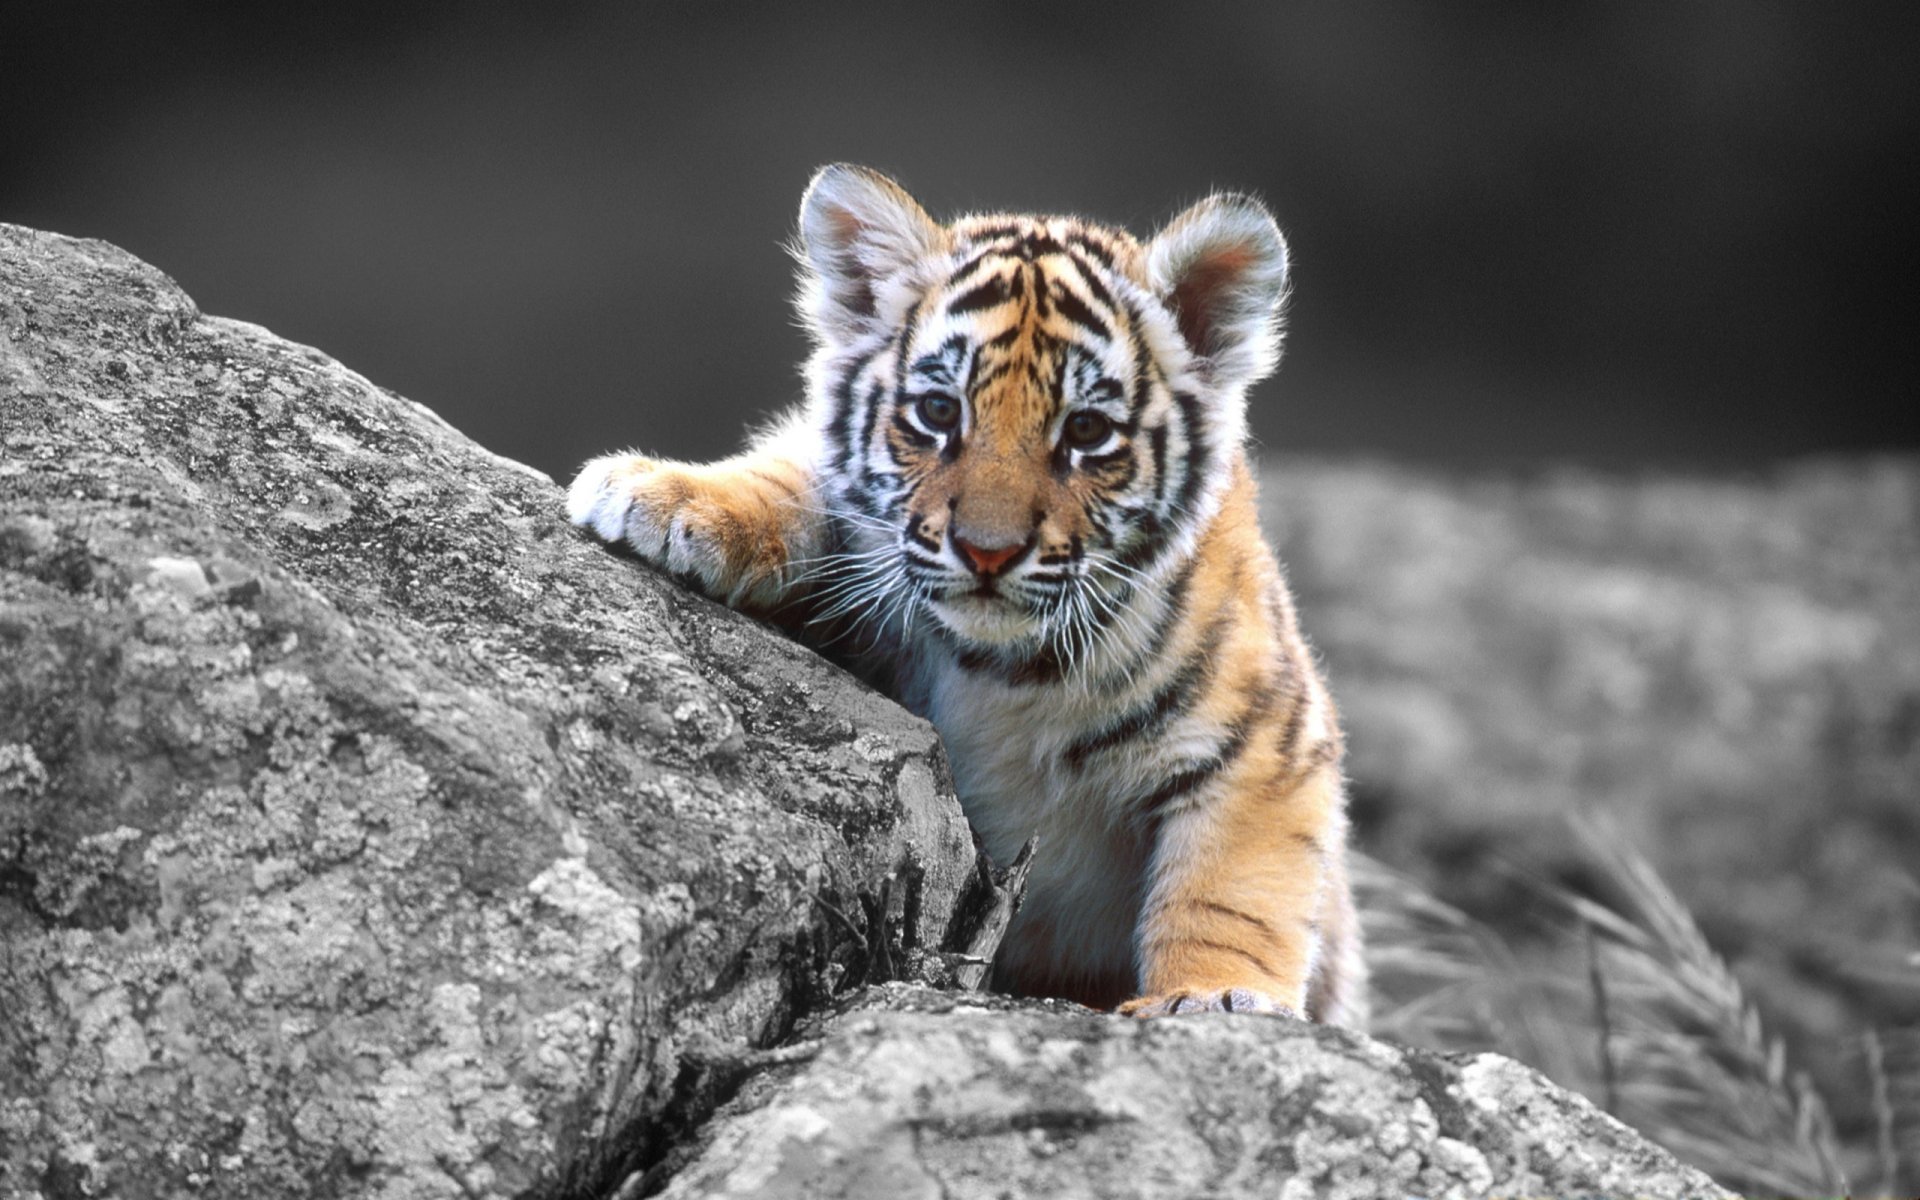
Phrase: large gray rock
[
  {"left": 657, "top": 985, "right": 1731, "bottom": 1200},
  {"left": 0, "top": 225, "right": 1729, "bottom": 1199},
  {"left": 0, "top": 225, "right": 979, "bottom": 1198}
]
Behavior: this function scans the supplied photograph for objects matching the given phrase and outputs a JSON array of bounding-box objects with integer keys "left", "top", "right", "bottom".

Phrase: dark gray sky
[{"left": 4, "top": 2, "right": 1914, "bottom": 480}]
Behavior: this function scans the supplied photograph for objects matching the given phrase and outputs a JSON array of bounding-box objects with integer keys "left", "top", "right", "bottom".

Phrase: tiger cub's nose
[{"left": 952, "top": 534, "right": 1026, "bottom": 577}]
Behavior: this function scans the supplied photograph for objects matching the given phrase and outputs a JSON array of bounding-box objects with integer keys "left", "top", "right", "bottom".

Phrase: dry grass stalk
[
  {"left": 1352, "top": 853, "right": 1580, "bottom": 1084},
  {"left": 1875, "top": 1026, "right": 1920, "bottom": 1197},
  {"left": 1559, "top": 817, "right": 1850, "bottom": 1197},
  {"left": 1863, "top": 1028, "right": 1898, "bottom": 1199},
  {"left": 1354, "top": 825, "right": 1919, "bottom": 1195}
]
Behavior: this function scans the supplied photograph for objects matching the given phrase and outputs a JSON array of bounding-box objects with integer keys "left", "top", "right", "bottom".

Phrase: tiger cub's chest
[{"left": 912, "top": 651, "right": 1127, "bottom": 867}]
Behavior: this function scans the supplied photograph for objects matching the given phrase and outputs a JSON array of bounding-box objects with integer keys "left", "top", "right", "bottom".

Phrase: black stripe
[
  {"left": 1170, "top": 390, "right": 1209, "bottom": 519},
  {"left": 951, "top": 637, "right": 1067, "bottom": 688},
  {"left": 1148, "top": 424, "right": 1169, "bottom": 501},
  {"left": 1064, "top": 633, "right": 1216, "bottom": 768},
  {"left": 1117, "top": 556, "right": 1193, "bottom": 671},
  {"left": 1114, "top": 513, "right": 1170, "bottom": 576},
  {"left": 823, "top": 349, "right": 878, "bottom": 465},
  {"left": 1130, "top": 340, "right": 1154, "bottom": 421},
  {"left": 954, "top": 645, "right": 993, "bottom": 673},
  {"left": 853, "top": 379, "right": 892, "bottom": 473},
  {"left": 1049, "top": 284, "right": 1111, "bottom": 340},
  {"left": 1273, "top": 653, "right": 1312, "bottom": 761},
  {"left": 891, "top": 308, "right": 919, "bottom": 396},
  {"left": 1085, "top": 505, "right": 1116, "bottom": 545},
  {"left": 948, "top": 275, "right": 1011, "bottom": 314},
  {"left": 1157, "top": 937, "right": 1280, "bottom": 980},
  {"left": 1216, "top": 671, "right": 1283, "bottom": 770},
  {"left": 1135, "top": 707, "right": 1257, "bottom": 823},
  {"left": 946, "top": 248, "right": 999, "bottom": 288},
  {"left": 1197, "top": 900, "right": 1279, "bottom": 939},
  {"left": 1134, "top": 760, "right": 1223, "bottom": 821},
  {"left": 890, "top": 408, "right": 937, "bottom": 450},
  {"left": 844, "top": 485, "right": 889, "bottom": 521},
  {"left": 1077, "top": 447, "right": 1133, "bottom": 474},
  {"left": 1064, "top": 232, "right": 1117, "bottom": 272},
  {"left": 1005, "top": 644, "right": 1066, "bottom": 686},
  {"left": 911, "top": 336, "right": 967, "bottom": 384},
  {"left": 1300, "top": 738, "right": 1341, "bottom": 771},
  {"left": 1067, "top": 256, "right": 1116, "bottom": 313},
  {"left": 872, "top": 304, "right": 930, "bottom": 477}
]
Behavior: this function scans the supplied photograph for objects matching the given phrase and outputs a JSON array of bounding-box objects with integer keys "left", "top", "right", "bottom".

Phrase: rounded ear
[
  {"left": 796, "top": 164, "right": 944, "bottom": 341},
  {"left": 1145, "top": 194, "right": 1290, "bottom": 388}
]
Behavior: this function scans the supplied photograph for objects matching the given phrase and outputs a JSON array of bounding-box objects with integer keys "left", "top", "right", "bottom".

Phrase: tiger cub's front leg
[
  {"left": 567, "top": 447, "right": 825, "bottom": 613},
  {"left": 1117, "top": 765, "right": 1343, "bottom": 1019}
]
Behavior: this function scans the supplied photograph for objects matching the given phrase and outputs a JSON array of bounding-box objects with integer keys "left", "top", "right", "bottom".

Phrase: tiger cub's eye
[
  {"left": 916, "top": 393, "right": 961, "bottom": 431},
  {"left": 1063, "top": 410, "right": 1113, "bottom": 448}
]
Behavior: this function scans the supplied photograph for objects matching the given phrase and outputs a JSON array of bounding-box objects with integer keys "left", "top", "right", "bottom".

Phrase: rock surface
[
  {"left": 658, "top": 985, "right": 1729, "bottom": 1200},
  {"left": 0, "top": 225, "right": 979, "bottom": 1199},
  {"left": 0, "top": 224, "right": 1729, "bottom": 1199}
]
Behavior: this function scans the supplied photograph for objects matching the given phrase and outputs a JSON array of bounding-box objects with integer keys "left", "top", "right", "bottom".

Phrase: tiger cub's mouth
[{"left": 927, "top": 588, "right": 1041, "bottom": 645}]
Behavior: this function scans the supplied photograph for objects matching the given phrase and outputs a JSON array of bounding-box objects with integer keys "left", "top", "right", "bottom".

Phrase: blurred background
[
  {"left": 5, "top": 2, "right": 1917, "bottom": 1193},
  {"left": 3, "top": 2, "right": 1914, "bottom": 478}
]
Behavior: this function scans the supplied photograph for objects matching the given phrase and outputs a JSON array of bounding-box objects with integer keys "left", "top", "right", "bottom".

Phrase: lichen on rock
[
  {"left": 0, "top": 224, "right": 980, "bottom": 1199},
  {"left": 655, "top": 985, "right": 1730, "bottom": 1200}
]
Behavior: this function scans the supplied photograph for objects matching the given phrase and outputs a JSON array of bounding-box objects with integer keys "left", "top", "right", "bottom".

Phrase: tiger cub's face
[{"left": 797, "top": 168, "right": 1289, "bottom": 651}]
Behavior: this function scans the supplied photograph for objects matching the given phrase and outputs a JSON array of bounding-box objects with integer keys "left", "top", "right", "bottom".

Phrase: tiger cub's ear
[
  {"left": 796, "top": 164, "right": 946, "bottom": 343},
  {"left": 1145, "top": 194, "right": 1290, "bottom": 389}
]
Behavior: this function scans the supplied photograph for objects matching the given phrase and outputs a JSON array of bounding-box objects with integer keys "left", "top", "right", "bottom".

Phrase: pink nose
[{"left": 953, "top": 535, "right": 1024, "bottom": 577}]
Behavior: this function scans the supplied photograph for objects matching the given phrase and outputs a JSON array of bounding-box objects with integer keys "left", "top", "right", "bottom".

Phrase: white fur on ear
[
  {"left": 1145, "top": 194, "right": 1290, "bottom": 388},
  {"left": 795, "top": 164, "right": 945, "bottom": 343}
]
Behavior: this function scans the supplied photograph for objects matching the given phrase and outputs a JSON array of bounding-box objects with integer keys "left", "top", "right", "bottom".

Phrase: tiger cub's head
[{"left": 795, "top": 165, "right": 1288, "bottom": 652}]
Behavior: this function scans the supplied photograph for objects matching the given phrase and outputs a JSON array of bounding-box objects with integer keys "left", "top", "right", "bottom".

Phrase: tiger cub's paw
[
  {"left": 1118, "top": 988, "right": 1301, "bottom": 1019},
  {"left": 567, "top": 453, "right": 782, "bottom": 607}
]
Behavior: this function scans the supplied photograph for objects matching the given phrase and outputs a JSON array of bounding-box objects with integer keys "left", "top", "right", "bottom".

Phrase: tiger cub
[{"left": 569, "top": 165, "right": 1365, "bottom": 1026}]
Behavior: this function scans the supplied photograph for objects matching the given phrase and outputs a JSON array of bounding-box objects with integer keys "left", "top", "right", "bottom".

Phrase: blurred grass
[{"left": 1264, "top": 456, "right": 1920, "bottom": 1194}]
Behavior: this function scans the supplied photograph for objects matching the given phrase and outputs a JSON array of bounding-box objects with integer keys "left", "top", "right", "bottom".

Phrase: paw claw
[{"left": 1119, "top": 987, "right": 1301, "bottom": 1019}]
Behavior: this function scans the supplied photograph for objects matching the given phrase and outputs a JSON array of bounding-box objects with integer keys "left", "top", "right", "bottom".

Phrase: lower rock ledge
[{"left": 648, "top": 984, "right": 1729, "bottom": 1200}]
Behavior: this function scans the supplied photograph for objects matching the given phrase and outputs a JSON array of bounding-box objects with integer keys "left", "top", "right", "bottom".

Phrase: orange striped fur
[{"left": 570, "top": 166, "right": 1366, "bottom": 1026}]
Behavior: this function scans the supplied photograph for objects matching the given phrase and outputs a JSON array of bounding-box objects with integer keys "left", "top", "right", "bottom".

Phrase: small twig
[
  {"left": 868, "top": 875, "right": 895, "bottom": 982},
  {"left": 814, "top": 894, "right": 868, "bottom": 953}
]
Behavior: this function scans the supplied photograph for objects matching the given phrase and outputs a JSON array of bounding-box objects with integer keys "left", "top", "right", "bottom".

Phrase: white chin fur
[{"left": 929, "top": 594, "right": 1036, "bottom": 644}]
